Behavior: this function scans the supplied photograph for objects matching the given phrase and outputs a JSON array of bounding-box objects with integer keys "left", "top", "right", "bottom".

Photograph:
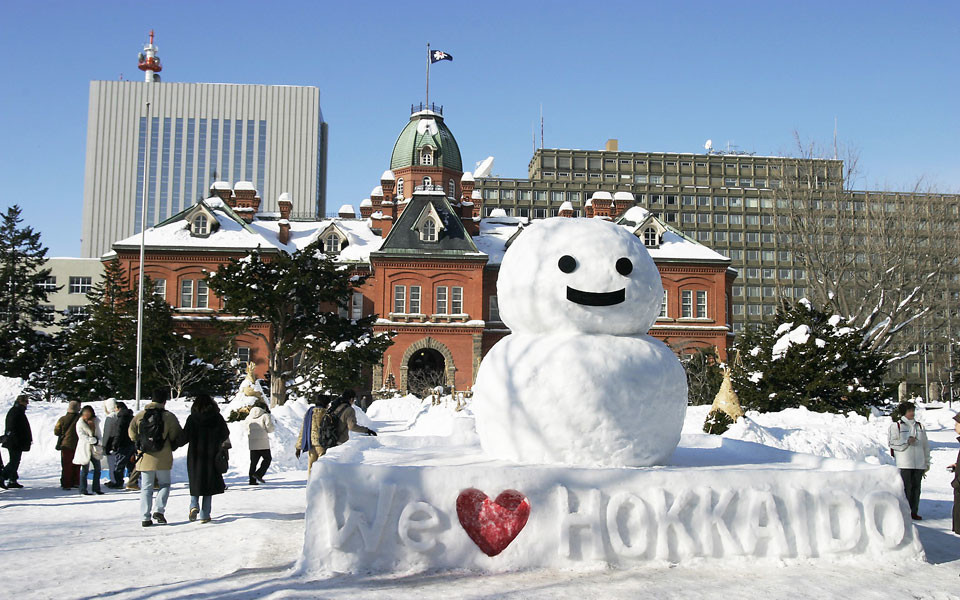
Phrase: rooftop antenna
[
  {"left": 137, "top": 29, "right": 162, "bottom": 83},
  {"left": 704, "top": 139, "right": 713, "bottom": 153}
]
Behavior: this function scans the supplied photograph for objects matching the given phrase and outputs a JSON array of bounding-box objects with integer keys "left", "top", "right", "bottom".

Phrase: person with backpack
[
  {"left": 295, "top": 390, "right": 376, "bottom": 474},
  {"left": 948, "top": 412, "right": 960, "bottom": 535},
  {"left": 246, "top": 401, "right": 274, "bottom": 485},
  {"left": 101, "top": 399, "right": 121, "bottom": 488},
  {"left": 53, "top": 400, "right": 82, "bottom": 490},
  {"left": 888, "top": 401, "right": 931, "bottom": 520},
  {"left": 2, "top": 392, "right": 33, "bottom": 489},
  {"left": 182, "top": 394, "right": 229, "bottom": 523},
  {"left": 128, "top": 389, "right": 183, "bottom": 527},
  {"left": 111, "top": 402, "right": 137, "bottom": 489},
  {"left": 73, "top": 405, "right": 105, "bottom": 496}
]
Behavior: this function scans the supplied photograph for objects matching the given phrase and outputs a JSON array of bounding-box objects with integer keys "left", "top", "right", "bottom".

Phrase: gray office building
[{"left": 81, "top": 81, "right": 327, "bottom": 257}]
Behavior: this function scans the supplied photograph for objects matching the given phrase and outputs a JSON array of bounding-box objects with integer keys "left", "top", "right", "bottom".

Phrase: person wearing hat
[
  {"left": 888, "top": 401, "right": 931, "bottom": 520},
  {"left": 54, "top": 400, "right": 83, "bottom": 490},
  {"left": 948, "top": 412, "right": 960, "bottom": 535},
  {"left": 2, "top": 392, "right": 33, "bottom": 488}
]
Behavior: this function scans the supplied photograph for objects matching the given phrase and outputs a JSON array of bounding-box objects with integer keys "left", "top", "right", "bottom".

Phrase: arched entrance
[
  {"left": 406, "top": 348, "right": 446, "bottom": 396},
  {"left": 399, "top": 337, "right": 457, "bottom": 394}
]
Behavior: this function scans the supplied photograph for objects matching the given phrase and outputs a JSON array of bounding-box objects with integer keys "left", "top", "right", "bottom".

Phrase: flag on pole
[{"left": 430, "top": 49, "right": 453, "bottom": 63}]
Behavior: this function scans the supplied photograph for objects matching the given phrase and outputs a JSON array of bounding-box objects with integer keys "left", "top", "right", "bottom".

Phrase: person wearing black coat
[
  {"left": 2, "top": 393, "right": 33, "bottom": 488},
  {"left": 181, "top": 394, "right": 230, "bottom": 523},
  {"left": 949, "top": 412, "right": 960, "bottom": 535}
]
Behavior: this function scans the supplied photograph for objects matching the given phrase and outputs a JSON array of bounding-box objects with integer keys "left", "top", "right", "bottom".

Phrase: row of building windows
[
  {"left": 135, "top": 117, "right": 268, "bottom": 233},
  {"left": 538, "top": 173, "right": 784, "bottom": 188},
  {"left": 659, "top": 289, "right": 709, "bottom": 319},
  {"left": 539, "top": 156, "right": 795, "bottom": 174},
  {"left": 393, "top": 285, "right": 464, "bottom": 316}
]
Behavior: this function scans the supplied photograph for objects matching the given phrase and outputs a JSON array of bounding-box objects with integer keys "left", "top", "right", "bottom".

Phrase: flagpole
[
  {"left": 135, "top": 100, "right": 151, "bottom": 411},
  {"left": 425, "top": 42, "right": 430, "bottom": 108}
]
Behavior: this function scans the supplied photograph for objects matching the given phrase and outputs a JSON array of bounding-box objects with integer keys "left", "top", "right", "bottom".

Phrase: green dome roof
[{"left": 390, "top": 110, "right": 462, "bottom": 172}]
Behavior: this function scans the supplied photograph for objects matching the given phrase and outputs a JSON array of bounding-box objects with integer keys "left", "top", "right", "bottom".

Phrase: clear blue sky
[{"left": 1, "top": 1, "right": 957, "bottom": 256}]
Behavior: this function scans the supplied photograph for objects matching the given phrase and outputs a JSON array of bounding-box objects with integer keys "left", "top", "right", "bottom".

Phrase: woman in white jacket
[
  {"left": 888, "top": 401, "right": 931, "bottom": 520},
  {"left": 73, "top": 405, "right": 104, "bottom": 496},
  {"left": 246, "top": 404, "right": 274, "bottom": 485}
]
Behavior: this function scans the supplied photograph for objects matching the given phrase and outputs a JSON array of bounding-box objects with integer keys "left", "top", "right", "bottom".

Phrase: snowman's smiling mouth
[{"left": 566, "top": 287, "right": 626, "bottom": 307}]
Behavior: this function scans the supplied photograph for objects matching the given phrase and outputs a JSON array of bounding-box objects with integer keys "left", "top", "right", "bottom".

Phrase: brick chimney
[
  {"left": 359, "top": 198, "right": 373, "bottom": 219},
  {"left": 278, "top": 220, "right": 290, "bottom": 245},
  {"left": 470, "top": 189, "right": 482, "bottom": 219},
  {"left": 558, "top": 201, "right": 574, "bottom": 218},
  {"left": 380, "top": 170, "right": 397, "bottom": 225},
  {"left": 459, "top": 172, "right": 479, "bottom": 235},
  {"left": 613, "top": 191, "right": 635, "bottom": 218},
  {"left": 590, "top": 191, "right": 613, "bottom": 219},
  {"left": 211, "top": 182, "right": 234, "bottom": 206},
  {"left": 232, "top": 183, "right": 260, "bottom": 223},
  {"left": 584, "top": 198, "right": 595, "bottom": 218},
  {"left": 277, "top": 192, "right": 293, "bottom": 221}
]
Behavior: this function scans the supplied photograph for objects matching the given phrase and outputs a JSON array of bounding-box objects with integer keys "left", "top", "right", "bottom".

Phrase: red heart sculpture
[{"left": 456, "top": 488, "right": 530, "bottom": 557}]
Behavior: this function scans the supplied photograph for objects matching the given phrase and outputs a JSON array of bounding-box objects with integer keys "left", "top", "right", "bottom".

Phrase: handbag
[
  {"left": 92, "top": 444, "right": 104, "bottom": 461},
  {"left": 215, "top": 439, "right": 231, "bottom": 474}
]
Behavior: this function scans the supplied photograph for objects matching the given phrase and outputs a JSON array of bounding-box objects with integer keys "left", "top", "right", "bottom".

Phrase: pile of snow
[{"left": 0, "top": 375, "right": 26, "bottom": 404}]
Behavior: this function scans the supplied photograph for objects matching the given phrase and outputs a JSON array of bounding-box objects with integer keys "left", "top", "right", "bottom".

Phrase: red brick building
[{"left": 110, "top": 104, "right": 735, "bottom": 394}]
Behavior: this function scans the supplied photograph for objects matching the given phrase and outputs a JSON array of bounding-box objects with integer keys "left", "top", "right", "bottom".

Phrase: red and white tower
[{"left": 137, "top": 30, "right": 162, "bottom": 82}]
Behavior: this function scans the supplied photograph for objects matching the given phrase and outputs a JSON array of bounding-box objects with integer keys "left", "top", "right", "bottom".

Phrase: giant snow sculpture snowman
[{"left": 473, "top": 217, "right": 687, "bottom": 467}]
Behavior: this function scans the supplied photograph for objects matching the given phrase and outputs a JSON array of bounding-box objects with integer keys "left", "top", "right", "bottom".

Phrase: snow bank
[{"left": 0, "top": 375, "right": 26, "bottom": 404}]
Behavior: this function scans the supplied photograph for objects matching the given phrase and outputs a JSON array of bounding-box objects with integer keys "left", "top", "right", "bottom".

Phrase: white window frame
[
  {"left": 68, "top": 276, "right": 92, "bottom": 295},
  {"left": 660, "top": 289, "right": 668, "bottom": 318},
  {"left": 448, "top": 179, "right": 456, "bottom": 198},
  {"left": 196, "top": 280, "right": 209, "bottom": 309},
  {"left": 420, "top": 148, "right": 433, "bottom": 166},
  {"left": 393, "top": 285, "right": 406, "bottom": 314},
  {"left": 351, "top": 291, "right": 363, "bottom": 320},
  {"left": 436, "top": 286, "right": 448, "bottom": 314},
  {"left": 643, "top": 227, "right": 658, "bottom": 247},
  {"left": 409, "top": 285, "right": 421, "bottom": 314},
  {"left": 489, "top": 295, "right": 500, "bottom": 321},
  {"left": 180, "top": 280, "right": 194, "bottom": 308},
  {"left": 422, "top": 176, "right": 432, "bottom": 187},
  {"left": 681, "top": 290, "right": 693, "bottom": 318},
  {"left": 451, "top": 286, "right": 463, "bottom": 314},
  {"left": 696, "top": 290, "right": 707, "bottom": 318},
  {"left": 193, "top": 214, "right": 209, "bottom": 235},
  {"left": 153, "top": 278, "right": 166, "bottom": 298},
  {"left": 396, "top": 178, "right": 404, "bottom": 198},
  {"left": 324, "top": 233, "right": 341, "bottom": 253},
  {"left": 421, "top": 219, "right": 437, "bottom": 242}
]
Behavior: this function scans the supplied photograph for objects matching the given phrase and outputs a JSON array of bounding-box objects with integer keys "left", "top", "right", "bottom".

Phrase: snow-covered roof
[
  {"left": 211, "top": 181, "right": 231, "bottom": 190},
  {"left": 619, "top": 206, "right": 651, "bottom": 223},
  {"left": 474, "top": 217, "right": 527, "bottom": 265},
  {"left": 590, "top": 191, "right": 612, "bottom": 201},
  {"left": 278, "top": 192, "right": 291, "bottom": 204},
  {"left": 616, "top": 207, "right": 729, "bottom": 263},
  {"left": 489, "top": 208, "right": 508, "bottom": 218},
  {"left": 371, "top": 185, "right": 383, "bottom": 197},
  {"left": 359, "top": 198, "right": 372, "bottom": 207},
  {"left": 461, "top": 171, "right": 474, "bottom": 182},
  {"left": 112, "top": 198, "right": 383, "bottom": 262},
  {"left": 338, "top": 204, "right": 356, "bottom": 216},
  {"left": 380, "top": 170, "right": 395, "bottom": 181},
  {"left": 234, "top": 181, "right": 256, "bottom": 191},
  {"left": 613, "top": 191, "right": 635, "bottom": 202},
  {"left": 558, "top": 201, "right": 574, "bottom": 212}
]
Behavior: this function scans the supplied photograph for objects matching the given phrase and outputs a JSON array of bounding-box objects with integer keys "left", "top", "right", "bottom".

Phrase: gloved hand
[
  {"left": 367, "top": 430, "right": 377, "bottom": 437},
  {"left": 295, "top": 448, "right": 301, "bottom": 459}
]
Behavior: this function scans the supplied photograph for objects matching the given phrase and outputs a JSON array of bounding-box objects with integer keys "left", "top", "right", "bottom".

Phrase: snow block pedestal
[{"left": 297, "top": 435, "right": 924, "bottom": 574}]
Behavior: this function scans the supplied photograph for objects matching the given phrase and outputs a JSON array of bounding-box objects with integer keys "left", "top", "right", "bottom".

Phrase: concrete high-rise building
[{"left": 80, "top": 33, "right": 328, "bottom": 257}]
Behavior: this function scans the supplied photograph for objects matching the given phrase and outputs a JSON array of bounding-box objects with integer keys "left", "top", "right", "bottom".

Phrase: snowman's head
[{"left": 497, "top": 217, "right": 663, "bottom": 335}]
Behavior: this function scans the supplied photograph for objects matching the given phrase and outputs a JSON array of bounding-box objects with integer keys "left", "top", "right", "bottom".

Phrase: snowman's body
[{"left": 473, "top": 217, "right": 688, "bottom": 468}]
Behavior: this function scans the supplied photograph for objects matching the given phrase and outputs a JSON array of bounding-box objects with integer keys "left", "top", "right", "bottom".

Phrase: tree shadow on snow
[{"left": 213, "top": 510, "right": 304, "bottom": 524}]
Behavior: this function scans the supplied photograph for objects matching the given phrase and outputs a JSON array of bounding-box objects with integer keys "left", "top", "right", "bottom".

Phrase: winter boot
[{"left": 153, "top": 512, "right": 167, "bottom": 525}]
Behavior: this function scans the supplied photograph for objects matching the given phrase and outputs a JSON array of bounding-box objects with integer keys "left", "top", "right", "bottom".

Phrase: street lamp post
[{"left": 135, "top": 101, "right": 151, "bottom": 410}]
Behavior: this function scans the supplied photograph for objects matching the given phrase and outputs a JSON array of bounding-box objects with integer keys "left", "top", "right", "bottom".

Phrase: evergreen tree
[
  {"left": 206, "top": 238, "right": 394, "bottom": 405},
  {"left": 47, "top": 260, "right": 175, "bottom": 402},
  {"left": 731, "top": 299, "right": 893, "bottom": 415},
  {"left": 681, "top": 347, "right": 724, "bottom": 405},
  {"left": 0, "top": 205, "right": 58, "bottom": 378}
]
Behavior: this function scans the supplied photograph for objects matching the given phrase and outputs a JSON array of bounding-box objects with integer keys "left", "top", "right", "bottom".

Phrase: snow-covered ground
[{"left": 1, "top": 379, "right": 959, "bottom": 599}]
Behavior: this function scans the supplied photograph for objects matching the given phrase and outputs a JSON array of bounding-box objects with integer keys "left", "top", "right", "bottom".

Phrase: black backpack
[
  {"left": 116, "top": 410, "right": 134, "bottom": 446},
  {"left": 138, "top": 408, "right": 166, "bottom": 453},
  {"left": 318, "top": 403, "right": 346, "bottom": 450}
]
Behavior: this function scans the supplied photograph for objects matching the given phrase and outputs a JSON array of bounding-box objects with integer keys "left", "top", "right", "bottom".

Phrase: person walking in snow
[
  {"left": 111, "top": 401, "right": 137, "bottom": 489},
  {"left": 101, "top": 399, "right": 122, "bottom": 488},
  {"left": 53, "top": 400, "right": 82, "bottom": 490},
  {"left": 2, "top": 392, "right": 32, "bottom": 489},
  {"left": 295, "top": 390, "right": 376, "bottom": 474},
  {"left": 948, "top": 412, "right": 960, "bottom": 535},
  {"left": 888, "top": 401, "right": 931, "bottom": 520},
  {"left": 182, "top": 393, "right": 229, "bottom": 523},
  {"left": 129, "top": 389, "right": 183, "bottom": 527},
  {"left": 74, "top": 405, "right": 105, "bottom": 496},
  {"left": 246, "top": 401, "right": 274, "bottom": 485}
]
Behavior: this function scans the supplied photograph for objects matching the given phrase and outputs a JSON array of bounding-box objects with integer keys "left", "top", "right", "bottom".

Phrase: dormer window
[
  {"left": 192, "top": 215, "right": 209, "bottom": 235},
  {"left": 421, "top": 219, "right": 437, "bottom": 242},
  {"left": 324, "top": 233, "right": 342, "bottom": 253},
  {"left": 422, "top": 176, "right": 432, "bottom": 187},
  {"left": 448, "top": 179, "right": 456, "bottom": 199},
  {"left": 642, "top": 227, "right": 659, "bottom": 248},
  {"left": 420, "top": 148, "right": 434, "bottom": 166}
]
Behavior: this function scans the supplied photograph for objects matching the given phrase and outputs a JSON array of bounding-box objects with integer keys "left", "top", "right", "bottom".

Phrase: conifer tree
[
  {"left": 732, "top": 299, "right": 892, "bottom": 415},
  {"left": 0, "top": 205, "right": 58, "bottom": 378},
  {"left": 206, "top": 238, "right": 393, "bottom": 405}
]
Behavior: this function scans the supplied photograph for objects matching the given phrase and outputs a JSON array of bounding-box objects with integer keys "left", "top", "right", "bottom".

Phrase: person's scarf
[{"left": 300, "top": 406, "right": 315, "bottom": 453}]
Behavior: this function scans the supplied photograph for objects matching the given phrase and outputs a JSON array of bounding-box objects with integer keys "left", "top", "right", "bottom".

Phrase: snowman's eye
[
  {"left": 616, "top": 257, "right": 633, "bottom": 276},
  {"left": 558, "top": 255, "right": 577, "bottom": 273}
]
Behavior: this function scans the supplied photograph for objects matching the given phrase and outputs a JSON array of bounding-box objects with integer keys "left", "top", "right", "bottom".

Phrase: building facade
[
  {"left": 81, "top": 40, "right": 328, "bottom": 258},
  {"left": 37, "top": 258, "right": 104, "bottom": 330},
  {"left": 109, "top": 106, "right": 734, "bottom": 395},
  {"left": 474, "top": 143, "right": 960, "bottom": 391}
]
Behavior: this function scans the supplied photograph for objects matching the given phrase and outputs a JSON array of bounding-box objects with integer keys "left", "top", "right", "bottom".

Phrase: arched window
[
  {"left": 420, "top": 148, "right": 433, "bottom": 166},
  {"left": 448, "top": 179, "right": 456, "bottom": 198},
  {"left": 396, "top": 178, "right": 404, "bottom": 198},
  {"left": 643, "top": 227, "right": 658, "bottom": 247},
  {"left": 422, "top": 176, "right": 432, "bottom": 187},
  {"left": 192, "top": 214, "right": 208, "bottom": 235},
  {"left": 421, "top": 219, "right": 437, "bottom": 242},
  {"left": 324, "top": 233, "right": 341, "bottom": 253}
]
